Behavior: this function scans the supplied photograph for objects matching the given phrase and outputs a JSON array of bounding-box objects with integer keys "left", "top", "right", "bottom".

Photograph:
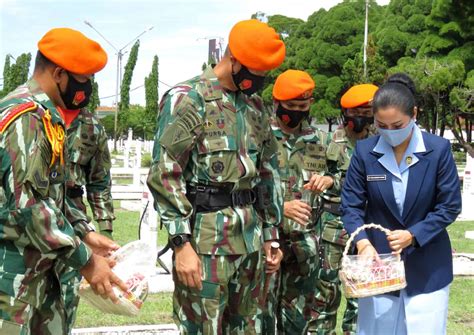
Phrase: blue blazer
[{"left": 341, "top": 132, "right": 462, "bottom": 296}]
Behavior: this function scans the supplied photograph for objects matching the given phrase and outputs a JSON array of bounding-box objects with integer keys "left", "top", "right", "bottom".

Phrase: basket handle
[{"left": 343, "top": 223, "right": 392, "bottom": 257}]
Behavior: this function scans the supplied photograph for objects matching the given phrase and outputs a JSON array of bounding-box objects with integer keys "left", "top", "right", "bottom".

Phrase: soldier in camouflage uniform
[
  {"left": 66, "top": 108, "right": 115, "bottom": 239},
  {"left": 146, "top": 20, "right": 285, "bottom": 334},
  {"left": 61, "top": 107, "right": 116, "bottom": 331},
  {"left": 260, "top": 70, "right": 336, "bottom": 334},
  {"left": 308, "top": 84, "right": 379, "bottom": 335},
  {"left": 0, "top": 28, "right": 127, "bottom": 334}
]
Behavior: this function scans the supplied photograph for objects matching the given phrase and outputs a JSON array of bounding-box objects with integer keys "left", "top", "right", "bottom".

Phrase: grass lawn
[{"left": 75, "top": 207, "right": 474, "bottom": 333}]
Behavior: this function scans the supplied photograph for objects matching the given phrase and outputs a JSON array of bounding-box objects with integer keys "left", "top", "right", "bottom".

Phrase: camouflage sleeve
[
  {"left": 258, "top": 119, "right": 283, "bottom": 241},
  {"left": 0, "top": 113, "right": 91, "bottom": 270},
  {"left": 63, "top": 195, "right": 96, "bottom": 239},
  {"left": 85, "top": 124, "right": 115, "bottom": 231},
  {"left": 146, "top": 87, "right": 204, "bottom": 236}
]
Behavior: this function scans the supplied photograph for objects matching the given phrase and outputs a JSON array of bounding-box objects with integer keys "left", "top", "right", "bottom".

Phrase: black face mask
[
  {"left": 57, "top": 72, "right": 92, "bottom": 109},
  {"left": 343, "top": 115, "right": 374, "bottom": 133},
  {"left": 232, "top": 65, "right": 265, "bottom": 96},
  {"left": 276, "top": 104, "right": 309, "bottom": 129}
]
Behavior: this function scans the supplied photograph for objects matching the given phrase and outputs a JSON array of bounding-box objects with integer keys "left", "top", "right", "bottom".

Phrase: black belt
[
  {"left": 186, "top": 184, "right": 256, "bottom": 212},
  {"left": 321, "top": 198, "right": 342, "bottom": 216}
]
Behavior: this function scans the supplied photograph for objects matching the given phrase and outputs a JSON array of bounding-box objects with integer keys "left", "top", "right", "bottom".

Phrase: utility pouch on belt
[{"left": 66, "top": 186, "right": 84, "bottom": 198}]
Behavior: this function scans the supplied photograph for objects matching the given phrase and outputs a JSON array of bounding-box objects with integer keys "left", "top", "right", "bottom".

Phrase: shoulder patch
[{"left": 0, "top": 101, "right": 37, "bottom": 133}]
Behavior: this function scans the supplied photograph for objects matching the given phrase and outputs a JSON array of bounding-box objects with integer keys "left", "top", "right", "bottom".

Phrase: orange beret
[
  {"left": 229, "top": 20, "right": 285, "bottom": 71},
  {"left": 273, "top": 70, "right": 315, "bottom": 101},
  {"left": 340, "top": 84, "right": 379, "bottom": 108},
  {"left": 38, "top": 28, "right": 107, "bottom": 75}
]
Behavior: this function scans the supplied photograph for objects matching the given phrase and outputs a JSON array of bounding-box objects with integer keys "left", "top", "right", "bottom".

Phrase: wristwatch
[{"left": 171, "top": 234, "right": 191, "bottom": 249}]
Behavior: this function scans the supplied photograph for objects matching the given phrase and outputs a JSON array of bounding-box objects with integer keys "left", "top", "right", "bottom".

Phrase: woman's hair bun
[{"left": 386, "top": 73, "right": 416, "bottom": 96}]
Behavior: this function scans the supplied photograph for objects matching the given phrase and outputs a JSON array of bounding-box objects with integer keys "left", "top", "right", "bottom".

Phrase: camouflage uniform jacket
[
  {"left": 324, "top": 125, "right": 377, "bottom": 203},
  {"left": 147, "top": 66, "right": 283, "bottom": 255},
  {"left": 320, "top": 125, "right": 376, "bottom": 246},
  {"left": 272, "top": 119, "right": 334, "bottom": 257},
  {"left": 0, "top": 80, "right": 92, "bottom": 309},
  {"left": 66, "top": 109, "right": 115, "bottom": 231}
]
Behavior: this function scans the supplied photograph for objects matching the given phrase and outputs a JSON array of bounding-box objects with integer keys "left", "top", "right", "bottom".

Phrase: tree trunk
[
  {"left": 466, "top": 118, "right": 472, "bottom": 143},
  {"left": 439, "top": 107, "right": 446, "bottom": 137},
  {"left": 449, "top": 116, "right": 474, "bottom": 158},
  {"left": 432, "top": 108, "right": 438, "bottom": 134}
]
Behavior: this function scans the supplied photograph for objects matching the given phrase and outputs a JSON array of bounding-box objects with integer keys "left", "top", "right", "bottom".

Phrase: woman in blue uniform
[{"left": 341, "top": 73, "right": 462, "bottom": 335}]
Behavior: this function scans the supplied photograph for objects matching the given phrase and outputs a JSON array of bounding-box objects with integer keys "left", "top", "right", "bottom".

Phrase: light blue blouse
[{"left": 373, "top": 124, "right": 426, "bottom": 215}]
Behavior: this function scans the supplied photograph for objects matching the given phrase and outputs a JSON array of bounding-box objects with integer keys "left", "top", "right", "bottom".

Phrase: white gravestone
[
  {"left": 461, "top": 153, "right": 474, "bottom": 220},
  {"left": 124, "top": 128, "right": 133, "bottom": 168},
  {"left": 133, "top": 140, "right": 142, "bottom": 186}
]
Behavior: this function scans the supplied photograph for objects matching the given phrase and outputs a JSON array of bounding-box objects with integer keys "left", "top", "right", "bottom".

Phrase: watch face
[{"left": 173, "top": 235, "right": 183, "bottom": 247}]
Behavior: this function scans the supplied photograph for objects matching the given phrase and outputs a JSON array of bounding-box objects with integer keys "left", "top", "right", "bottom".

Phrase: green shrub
[{"left": 141, "top": 153, "right": 152, "bottom": 167}]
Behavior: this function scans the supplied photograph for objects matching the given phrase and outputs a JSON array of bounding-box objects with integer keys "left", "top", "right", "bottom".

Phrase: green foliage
[
  {"left": 144, "top": 55, "right": 159, "bottom": 139},
  {"left": 99, "top": 115, "right": 115, "bottom": 138},
  {"left": 261, "top": 84, "right": 274, "bottom": 106},
  {"left": 0, "top": 53, "right": 31, "bottom": 97},
  {"left": 267, "top": 14, "right": 304, "bottom": 37},
  {"left": 141, "top": 152, "right": 152, "bottom": 168},
  {"left": 86, "top": 76, "right": 100, "bottom": 113},
  {"left": 1, "top": 56, "right": 11, "bottom": 98},
  {"left": 119, "top": 40, "right": 140, "bottom": 113}
]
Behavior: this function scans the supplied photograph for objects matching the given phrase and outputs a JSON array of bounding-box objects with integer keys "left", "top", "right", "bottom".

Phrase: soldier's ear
[
  {"left": 229, "top": 56, "right": 242, "bottom": 75},
  {"left": 52, "top": 67, "right": 66, "bottom": 84}
]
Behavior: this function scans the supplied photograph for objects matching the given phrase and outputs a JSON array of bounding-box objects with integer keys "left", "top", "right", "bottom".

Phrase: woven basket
[{"left": 339, "top": 223, "right": 407, "bottom": 298}]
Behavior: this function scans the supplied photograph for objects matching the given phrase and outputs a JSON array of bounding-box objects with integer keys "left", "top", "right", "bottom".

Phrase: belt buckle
[{"left": 196, "top": 185, "right": 206, "bottom": 192}]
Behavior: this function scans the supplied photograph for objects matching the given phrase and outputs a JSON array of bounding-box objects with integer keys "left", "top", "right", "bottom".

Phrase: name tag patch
[{"left": 367, "top": 175, "right": 386, "bottom": 181}]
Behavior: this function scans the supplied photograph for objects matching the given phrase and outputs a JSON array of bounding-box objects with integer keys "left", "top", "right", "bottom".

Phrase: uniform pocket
[
  {"left": 193, "top": 208, "right": 246, "bottom": 255},
  {"left": 197, "top": 137, "right": 240, "bottom": 182}
]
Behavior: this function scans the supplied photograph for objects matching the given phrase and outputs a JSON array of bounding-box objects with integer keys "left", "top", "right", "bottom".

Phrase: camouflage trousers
[
  {"left": 0, "top": 269, "right": 82, "bottom": 335},
  {"left": 308, "top": 215, "right": 358, "bottom": 335},
  {"left": 261, "top": 231, "right": 321, "bottom": 335},
  {"left": 173, "top": 250, "right": 263, "bottom": 334},
  {"left": 60, "top": 268, "right": 82, "bottom": 334},
  {"left": 0, "top": 274, "right": 68, "bottom": 335}
]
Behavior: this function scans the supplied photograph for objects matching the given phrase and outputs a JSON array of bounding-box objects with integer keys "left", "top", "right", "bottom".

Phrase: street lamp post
[
  {"left": 84, "top": 21, "right": 153, "bottom": 150},
  {"left": 363, "top": 0, "right": 369, "bottom": 79}
]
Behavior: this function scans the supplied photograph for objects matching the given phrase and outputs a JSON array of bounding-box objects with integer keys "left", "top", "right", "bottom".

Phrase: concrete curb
[{"left": 72, "top": 324, "right": 178, "bottom": 335}]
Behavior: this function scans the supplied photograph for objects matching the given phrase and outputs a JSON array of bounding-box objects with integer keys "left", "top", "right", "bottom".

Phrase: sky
[{"left": 0, "top": 0, "right": 390, "bottom": 106}]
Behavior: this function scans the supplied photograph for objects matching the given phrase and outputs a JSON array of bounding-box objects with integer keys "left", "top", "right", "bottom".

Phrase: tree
[
  {"left": 267, "top": 15, "right": 304, "bottom": 38},
  {"left": 0, "top": 53, "right": 31, "bottom": 97},
  {"left": 341, "top": 36, "right": 388, "bottom": 87},
  {"left": 450, "top": 70, "right": 474, "bottom": 155},
  {"left": 0, "top": 55, "right": 11, "bottom": 98},
  {"left": 87, "top": 76, "right": 100, "bottom": 113},
  {"left": 119, "top": 40, "right": 140, "bottom": 114},
  {"left": 144, "top": 55, "right": 159, "bottom": 140}
]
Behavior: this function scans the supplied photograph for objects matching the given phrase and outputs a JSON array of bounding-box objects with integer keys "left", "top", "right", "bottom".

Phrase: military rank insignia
[{"left": 0, "top": 101, "right": 37, "bottom": 133}]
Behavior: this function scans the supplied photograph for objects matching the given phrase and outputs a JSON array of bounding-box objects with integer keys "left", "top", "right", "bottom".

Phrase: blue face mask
[{"left": 377, "top": 119, "right": 415, "bottom": 147}]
